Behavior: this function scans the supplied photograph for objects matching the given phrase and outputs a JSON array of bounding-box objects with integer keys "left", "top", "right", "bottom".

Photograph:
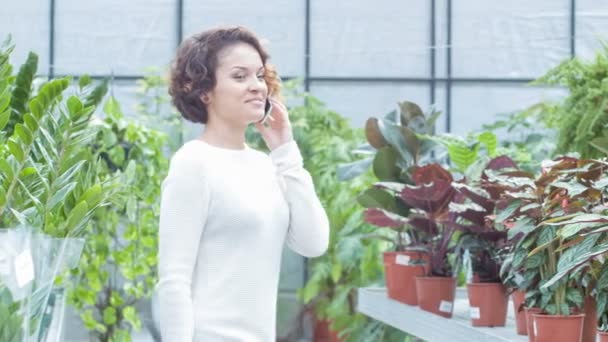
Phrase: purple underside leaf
[
  {"left": 485, "top": 155, "right": 518, "bottom": 172},
  {"left": 409, "top": 215, "right": 439, "bottom": 235},
  {"left": 400, "top": 179, "right": 455, "bottom": 213},
  {"left": 364, "top": 208, "right": 407, "bottom": 228}
]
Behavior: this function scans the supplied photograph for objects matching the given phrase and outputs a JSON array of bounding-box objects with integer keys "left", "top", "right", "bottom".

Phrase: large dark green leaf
[
  {"left": 372, "top": 146, "right": 400, "bottom": 181},
  {"left": 357, "top": 187, "right": 397, "bottom": 212}
]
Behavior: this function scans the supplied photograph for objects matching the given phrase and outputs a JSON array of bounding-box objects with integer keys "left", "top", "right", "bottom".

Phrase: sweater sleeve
[
  {"left": 157, "top": 151, "right": 210, "bottom": 342},
  {"left": 270, "top": 141, "right": 329, "bottom": 258}
]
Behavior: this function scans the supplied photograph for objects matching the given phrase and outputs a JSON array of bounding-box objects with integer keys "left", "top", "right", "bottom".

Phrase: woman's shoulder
[{"left": 166, "top": 141, "right": 210, "bottom": 177}]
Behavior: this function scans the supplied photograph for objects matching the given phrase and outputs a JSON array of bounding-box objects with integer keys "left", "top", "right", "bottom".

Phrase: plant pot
[
  {"left": 532, "top": 313, "right": 585, "bottom": 342},
  {"left": 582, "top": 296, "right": 597, "bottom": 342},
  {"left": 313, "top": 319, "right": 342, "bottom": 342},
  {"left": 599, "top": 330, "right": 608, "bottom": 342},
  {"left": 512, "top": 290, "right": 527, "bottom": 335},
  {"left": 415, "top": 276, "right": 456, "bottom": 318},
  {"left": 383, "top": 251, "right": 429, "bottom": 305},
  {"left": 466, "top": 282, "right": 508, "bottom": 327},
  {"left": 525, "top": 307, "right": 542, "bottom": 342}
]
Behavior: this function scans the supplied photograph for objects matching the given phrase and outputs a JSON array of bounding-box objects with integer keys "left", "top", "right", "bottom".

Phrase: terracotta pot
[
  {"left": 512, "top": 290, "right": 527, "bottom": 335},
  {"left": 525, "top": 307, "right": 542, "bottom": 342},
  {"left": 598, "top": 330, "right": 608, "bottom": 342},
  {"left": 415, "top": 276, "right": 457, "bottom": 318},
  {"left": 582, "top": 296, "right": 597, "bottom": 342},
  {"left": 383, "top": 251, "right": 429, "bottom": 305},
  {"left": 466, "top": 282, "right": 508, "bottom": 327},
  {"left": 533, "top": 313, "right": 585, "bottom": 342},
  {"left": 313, "top": 319, "right": 342, "bottom": 342}
]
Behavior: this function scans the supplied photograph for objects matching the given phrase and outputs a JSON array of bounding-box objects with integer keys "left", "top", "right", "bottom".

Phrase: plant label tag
[
  {"left": 14, "top": 249, "right": 34, "bottom": 288},
  {"left": 439, "top": 300, "right": 453, "bottom": 313},
  {"left": 395, "top": 255, "right": 410, "bottom": 266},
  {"left": 470, "top": 307, "right": 481, "bottom": 319}
]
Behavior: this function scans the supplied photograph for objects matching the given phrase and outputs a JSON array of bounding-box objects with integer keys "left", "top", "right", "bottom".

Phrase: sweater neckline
[{"left": 190, "top": 139, "right": 252, "bottom": 154}]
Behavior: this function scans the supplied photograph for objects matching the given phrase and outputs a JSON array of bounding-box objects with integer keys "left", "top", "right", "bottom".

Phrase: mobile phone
[{"left": 258, "top": 98, "right": 273, "bottom": 124}]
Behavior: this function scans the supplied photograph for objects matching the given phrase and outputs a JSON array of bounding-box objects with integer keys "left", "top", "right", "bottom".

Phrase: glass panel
[
  {"left": 310, "top": 0, "right": 431, "bottom": 77},
  {"left": 309, "top": 82, "right": 430, "bottom": 128},
  {"left": 1, "top": 0, "right": 50, "bottom": 74},
  {"left": 54, "top": 0, "right": 176, "bottom": 75},
  {"left": 452, "top": 0, "right": 570, "bottom": 78},
  {"left": 450, "top": 83, "right": 566, "bottom": 135},
  {"left": 183, "top": 0, "right": 305, "bottom": 77},
  {"left": 576, "top": 0, "right": 608, "bottom": 61}
]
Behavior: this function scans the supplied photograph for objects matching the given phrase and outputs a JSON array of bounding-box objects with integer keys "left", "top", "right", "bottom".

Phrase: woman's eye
[
  {"left": 257, "top": 74, "right": 265, "bottom": 80},
  {"left": 233, "top": 74, "right": 245, "bottom": 80}
]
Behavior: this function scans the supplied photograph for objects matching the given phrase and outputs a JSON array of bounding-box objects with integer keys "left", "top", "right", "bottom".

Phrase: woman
[{"left": 157, "top": 26, "right": 329, "bottom": 341}]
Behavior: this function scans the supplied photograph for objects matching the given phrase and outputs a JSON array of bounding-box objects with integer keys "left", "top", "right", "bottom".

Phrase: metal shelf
[{"left": 357, "top": 287, "right": 527, "bottom": 342}]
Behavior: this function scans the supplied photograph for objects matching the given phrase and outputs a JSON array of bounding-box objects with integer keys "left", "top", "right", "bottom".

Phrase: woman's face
[{"left": 204, "top": 42, "right": 268, "bottom": 125}]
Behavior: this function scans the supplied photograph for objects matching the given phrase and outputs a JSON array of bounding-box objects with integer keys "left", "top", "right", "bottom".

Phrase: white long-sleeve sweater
[{"left": 156, "top": 139, "right": 329, "bottom": 342}]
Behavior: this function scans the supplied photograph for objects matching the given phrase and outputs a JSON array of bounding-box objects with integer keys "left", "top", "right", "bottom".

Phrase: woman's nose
[{"left": 248, "top": 76, "right": 266, "bottom": 92}]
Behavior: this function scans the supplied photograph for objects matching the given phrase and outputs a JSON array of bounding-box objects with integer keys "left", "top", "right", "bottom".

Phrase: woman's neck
[{"left": 199, "top": 120, "right": 247, "bottom": 150}]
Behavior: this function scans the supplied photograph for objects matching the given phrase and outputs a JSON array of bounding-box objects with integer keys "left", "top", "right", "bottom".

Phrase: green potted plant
[
  {"left": 495, "top": 157, "right": 608, "bottom": 342},
  {"left": 0, "top": 36, "right": 120, "bottom": 341}
]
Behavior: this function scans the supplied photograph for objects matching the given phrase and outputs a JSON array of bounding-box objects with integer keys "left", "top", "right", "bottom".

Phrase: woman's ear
[{"left": 201, "top": 93, "right": 210, "bottom": 104}]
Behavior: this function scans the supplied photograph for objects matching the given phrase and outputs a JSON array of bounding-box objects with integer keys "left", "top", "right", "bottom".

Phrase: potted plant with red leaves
[
  {"left": 451, "top": 156, "right": 519, "bottom": 327},
  {"left": 388, "top": 163, "right": 459, "bottom": 317},
  {"left": 349, "top": 101, "right": 441, "bottom": 306}
]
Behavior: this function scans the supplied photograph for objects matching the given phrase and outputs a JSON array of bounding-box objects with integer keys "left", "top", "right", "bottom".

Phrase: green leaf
[
  {"left": 331, "top": 262, "right": 342, "bottom": 283},
  {"left": 525, "top": 253, "right": 545, "bottom": 269},
  {"left": 495, "top": 202, "right": 520, "bottom": 223},
  {"left": 566, "top": 288, "right": 584, "bottom": 308},
  {"left": 29, "top": 98, "right": 43, "bottom": 119},
  {"left": 67, "top": 96, "right": 83, "bottom": 117},
  {"left": 357, "top": 187, "right": 397, "bottom": 212},
  {"left": 81, "top": 184, "right": 103, "bottom": 208},
  {"left": 7, "top": 138, "right": 24, "bottom": 162},
  {"left": 0, "top": 158, "right": 14, "bottom": 179},
  {"left": 48, "top": 182, "right": 77, "bottom": 210},
  {"left": 551, "top": 181, "right": 589, "bottom": 197},
  {"left": 122, "top": 305, "right": 141, "bottom": 330},
  {"left": 507, "top": 217, "right": 535, "bottom": 240},
  {"left": 65, "top": 201, "right": 89, "bottom": 232},
  {"left": 14, "top": 124, "right": 32, "bottom": 145},
  {"left": 22, "top": 112, "right": 38, "bottom": 132},
  {"left": 372, "top": 146, "right": 400, "bottom": 181},
  {"left": 78, "top": 75, "right": 92, "bottom": 89},
  {"left": 559, "top": 222, "right": 606, "bottom": 239},
  {"left": 0, "top": 109, "right": 9, "bottom": 131},
  {"left": 477, "top": 131, "right": 497, "bottom": 157},
  {"left": 0, "top": 186, "right": 5, "bottom": 207},
  {"left": 103, "top": 307, "right": 117, "bottom": 325}
]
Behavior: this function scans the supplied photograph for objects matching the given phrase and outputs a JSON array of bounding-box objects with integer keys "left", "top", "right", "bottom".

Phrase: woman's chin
[{"left": 246, "top": 111, "right": 265, "bottom": 123}]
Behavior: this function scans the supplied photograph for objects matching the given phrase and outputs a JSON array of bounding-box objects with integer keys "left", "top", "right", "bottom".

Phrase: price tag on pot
[
  {"left": 439, "top": 300, "right": 453, "bottom": 313},
  {"left": 14, "top": 249, "right": 34, "bottom": 288},
  {"left": 395, "top": 255, "right": 411, "bottom": 266},
  {"left": 470, "top": 306, "right": 481, "bottom": 319}
]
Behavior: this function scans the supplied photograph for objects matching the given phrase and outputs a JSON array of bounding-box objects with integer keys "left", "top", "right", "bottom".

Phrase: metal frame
[{"left": 44, "top": 0, "right": 577, "bottom": 287}]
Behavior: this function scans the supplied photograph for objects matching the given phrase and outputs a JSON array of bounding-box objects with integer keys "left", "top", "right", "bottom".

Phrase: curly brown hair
[{"left": 168, "top": 26, "right": 281, "bottom": 124}]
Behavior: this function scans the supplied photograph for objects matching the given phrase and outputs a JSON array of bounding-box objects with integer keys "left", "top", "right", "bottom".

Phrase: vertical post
[
  {"left": 446, "top": 0, "right": 452, "bottom": 133},
  {"left": 177, "top": 0, "right": 184, "bottom": 46},
  {"left": 49, "top": 0, "right": 56, "bottom": 79},
  {"left": 570, "top": 0, "right": 576, "bottom": 57},
  {"left": 430, "top": 0, "right": 436, "bottom": 105}
]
